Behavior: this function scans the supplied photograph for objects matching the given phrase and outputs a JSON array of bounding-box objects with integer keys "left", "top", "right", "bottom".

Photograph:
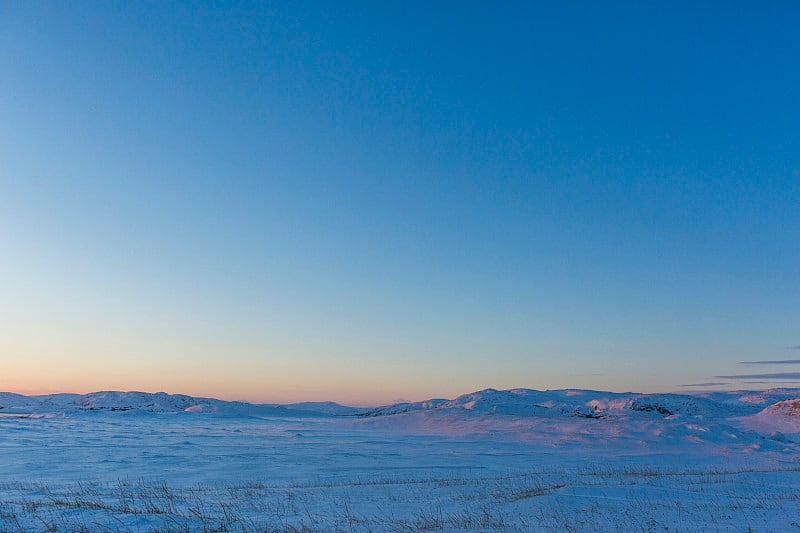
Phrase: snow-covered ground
[{"left": 1, "top": 388, "right": 800, "bottom": 531}]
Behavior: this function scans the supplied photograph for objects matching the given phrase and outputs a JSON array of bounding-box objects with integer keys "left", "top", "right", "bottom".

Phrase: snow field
[{"left": 2, "top": 388, "right": 800, "bottom": 531}]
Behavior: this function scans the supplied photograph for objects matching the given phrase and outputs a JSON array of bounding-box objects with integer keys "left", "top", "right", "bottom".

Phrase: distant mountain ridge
[
  {"left": 0, "top": 390, "right": 362, "bottom": 417},
  {"left": 360, "top": 387, "right": 800, "bottom": 420},
  {"left": 3, "top": 387, "right": 800, "bottom": 422}
]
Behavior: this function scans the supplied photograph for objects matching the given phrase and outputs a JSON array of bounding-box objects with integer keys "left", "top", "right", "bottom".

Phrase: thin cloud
[
  {"left": 679, "top": 382, "right": 728, "bottom": 387},
  {"left": 787, "top": 346, "right": 800, "bottom": 350},
  {"left": 739, "top": 359, "right": 800, "bottom": 365},
  {"left": 714, "top": 372, "right": 800, "bottom": 380}
]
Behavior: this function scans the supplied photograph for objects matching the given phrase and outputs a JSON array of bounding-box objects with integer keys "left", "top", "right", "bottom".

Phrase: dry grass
[{"left": 1, "top": 464, "right": 800, "bottom": 532}]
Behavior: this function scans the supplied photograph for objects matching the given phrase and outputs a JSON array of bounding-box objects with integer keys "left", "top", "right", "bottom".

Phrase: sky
[{"left": 1, "top": 2, "right": 799, "bottom": 405}]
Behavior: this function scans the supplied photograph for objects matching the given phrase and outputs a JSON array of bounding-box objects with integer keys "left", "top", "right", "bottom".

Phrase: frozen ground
[{"left": 1, "top": 389, "right": 800, "bottom": 531}]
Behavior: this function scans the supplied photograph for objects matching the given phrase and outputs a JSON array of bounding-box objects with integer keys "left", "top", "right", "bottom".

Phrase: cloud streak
[
  {"left": 714, "top": 372, "right": 800, "bottom": 380},
  {"left": 679, "top": 382, "right": 728, "bottom": 387},
  {"left": 739, "top": 359, "right": 800, "bottom": 365}
]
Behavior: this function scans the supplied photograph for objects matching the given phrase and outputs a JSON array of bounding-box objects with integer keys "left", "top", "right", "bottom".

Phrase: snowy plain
[{"left": 1, "top": 388, "right": 799, "bottom": 532}]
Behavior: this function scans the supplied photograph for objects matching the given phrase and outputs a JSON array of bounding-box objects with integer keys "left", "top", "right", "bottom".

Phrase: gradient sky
[{"left": 1, "top": 2, "right": 799, "bottom": 404}]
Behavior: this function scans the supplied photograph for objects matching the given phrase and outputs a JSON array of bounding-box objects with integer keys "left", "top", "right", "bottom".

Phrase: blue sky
[{"left": 1, "top": 2, "right": 798, "bottom": 403}]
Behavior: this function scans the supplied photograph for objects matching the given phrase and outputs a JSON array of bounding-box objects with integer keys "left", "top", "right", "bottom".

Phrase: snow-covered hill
[
  {"left": 0, "top": 390, "right": 361, "bottom": 417},
  {"left": 4, "top": 387, "right": 800, "bottom": 442},
  {"left": 733, "top": 397, "right": 800, "bottom": 435},
  {"left": 360, "top": 387, "right": 800, "bottom": 420}
]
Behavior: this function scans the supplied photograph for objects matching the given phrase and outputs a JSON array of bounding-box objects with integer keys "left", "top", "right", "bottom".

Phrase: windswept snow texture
[{"left": 2, "top": 388, "right": 800, "bottom": 531}]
